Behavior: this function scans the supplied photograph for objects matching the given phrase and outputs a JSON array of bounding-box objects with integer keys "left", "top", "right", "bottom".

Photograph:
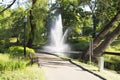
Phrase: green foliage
[
  {"left": 28, "top": 0, "right": 48, "bottom": 46},
  {"left": 60, "top": 0, "right": 83, "bottom": 27},
  {"left": 0, "top": 45, "right": 6, "bottom": 53},
  {"left": 0, "top": 65, "right": 46, "bottom": 80},
  {"left": 70, "top": 37, "right": 90, "bottom": 50},
  {"left": 0, "top": 54, "right": 10, "bottom": 62},
  {"left": 103, "top": 54, "right": 120, "bottom": 63},
  {"left": 0, "top": 54, "right": 27, "bottom": 71},
  {"left": 106, "top": 40, "right": 120, "bottom": 52},
  {"left": 8, "top": 46, "right": 35, "bottom": 59},
  {"left": 0, "top": 8, "right": 25, "bottom": 46},
  {"left": 103, "top": 54, "right": 120, "bottom": 70}
]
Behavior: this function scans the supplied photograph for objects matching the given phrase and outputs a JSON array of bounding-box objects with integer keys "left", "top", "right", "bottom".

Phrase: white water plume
[
  {"left": 42, "top": 10, "right": 70, "bottom": 56},
  {"left": 42, "top": 0, "right": 70, "bottom": 56}
]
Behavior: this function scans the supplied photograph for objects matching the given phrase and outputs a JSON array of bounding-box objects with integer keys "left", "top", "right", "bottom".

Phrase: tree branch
[{"left": 0, "top": 0, "right": 16, "bottom": 14}]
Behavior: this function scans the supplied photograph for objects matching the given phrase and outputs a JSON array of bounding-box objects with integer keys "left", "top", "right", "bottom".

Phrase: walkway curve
[{"left": 36, "top": 53, "right": 104, "bottom": 80}]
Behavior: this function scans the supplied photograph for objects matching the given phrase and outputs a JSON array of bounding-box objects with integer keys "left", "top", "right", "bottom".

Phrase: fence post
[{"left": 98, "top": 57, "right": 104, "bottom": 71}]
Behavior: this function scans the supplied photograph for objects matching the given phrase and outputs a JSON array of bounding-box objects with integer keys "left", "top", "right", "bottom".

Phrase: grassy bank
[
  {"left": 59, "top": 55, "right": 120, "bottom": 80},
  {"left": 0, "top": 64, "right": 46, "bottom": 80},
  {"left": 72, "top": 60, "right": 120, "bottom": 80},
  {"left": 0, "top": 48, "right": 46, "bottom": 80}
]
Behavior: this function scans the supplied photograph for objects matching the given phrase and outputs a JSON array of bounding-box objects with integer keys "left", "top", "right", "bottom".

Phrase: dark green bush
[
  {"left": 71, "top": 42, "right": 88, "bottom": 51},
  {"left": 70, "top": 37, "right": 89, "bottom": 51},
  {"left": 0, "top": 45, "right": 6, "bottom": 53},
  {"left": 104, "top": 62, "right": 120, "bottom": 71},
  {"left": 103, "top": 54, "right": 120, "bottom": 71},
  {"left": 8, "top": 46, "right": 35, "bottom": 59}
]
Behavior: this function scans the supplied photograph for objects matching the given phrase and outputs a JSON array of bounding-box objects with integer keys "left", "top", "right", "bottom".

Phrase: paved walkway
[{"left": 36, "top": 53, "right": 103, "bottom": 80}]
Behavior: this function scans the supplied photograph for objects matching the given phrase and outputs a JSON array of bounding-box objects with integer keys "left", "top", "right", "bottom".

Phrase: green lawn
[
  {"left": 0, "top": 64, "right": 46, "bottom": 80},
  {"left": 0, "top": 53, "right": 46, "bottom": 80},
  {"left": 72, "top": 60, "right": 120, "bottom": 80}
]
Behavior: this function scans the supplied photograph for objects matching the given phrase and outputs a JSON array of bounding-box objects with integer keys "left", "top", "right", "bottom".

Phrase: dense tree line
[{"left": 0, "top": 0, "right": 120, "bottom": 61}]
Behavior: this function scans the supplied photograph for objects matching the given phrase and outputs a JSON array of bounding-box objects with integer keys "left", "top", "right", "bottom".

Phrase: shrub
[
  {"left": 106, "top": 40, "right": 120, "bottom": 53},
  {"left": 72, "top": 42, "right": 89, "bottom": 51},
  {"left": 103, "top": 54, "right": 120, "bottom": 70},
  {"left": 8, "top": 46, "right": 35, "bottom": 59},
  {"left": 70, "top": 37, "right": 89, "bottom": 51},
  {"left": 0, "top": 45, "right": 6, "bottom": 53}
]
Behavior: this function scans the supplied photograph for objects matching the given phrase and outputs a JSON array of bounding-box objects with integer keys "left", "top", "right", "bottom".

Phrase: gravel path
[{"left": 36, "top": 53, "right": 103, "bottom": 80}]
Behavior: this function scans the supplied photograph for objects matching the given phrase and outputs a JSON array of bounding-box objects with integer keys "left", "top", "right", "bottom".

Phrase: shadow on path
[{"left": 36, "top": 53, "right": 106, "bottom": 80}]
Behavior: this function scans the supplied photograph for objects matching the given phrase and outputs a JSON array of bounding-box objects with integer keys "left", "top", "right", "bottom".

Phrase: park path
[{"left": 36, "top": 53, "right": 103, "bottom": 80}]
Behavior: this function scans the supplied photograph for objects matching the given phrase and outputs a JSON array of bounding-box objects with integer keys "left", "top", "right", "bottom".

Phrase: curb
[
  {"left": 69, "top": 59, "right": 107, "bottom": 80},
  {"left": 36, "top": 53, "right": 107, "bottom": 80}
]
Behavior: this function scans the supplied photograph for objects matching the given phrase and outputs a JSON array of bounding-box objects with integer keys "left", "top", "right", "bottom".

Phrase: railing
[{"left": 103, "top": 52, "right": 120, "bottom": 56}]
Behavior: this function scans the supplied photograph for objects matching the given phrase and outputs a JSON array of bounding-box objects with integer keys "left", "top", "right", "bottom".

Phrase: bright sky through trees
[
  {"left": 0, "top": 0, "right": 28, "bottom": 9},
  {"left": 0, "top": 0, "right": 92, "bottom": 11}
]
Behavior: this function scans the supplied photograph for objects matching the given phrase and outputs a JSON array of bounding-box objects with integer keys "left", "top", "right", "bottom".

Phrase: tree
[
  {"left": 0, "top": 0, "right": 48, "bottom": 48},
  {"left": 27, "top": 0, "right": 48, "bottom": 47},
  {"left": 58, "top": 0, "right": 92, "bottom": 38},
  {"left": 83, "top": 11, "right": 120, "bottom": 60},
  {"left": 27, "top": 0, "right": 37, "bottom": 48},
  {"left": 81, "top": 0, "right": 120, "bottom": 61},
  {"left": 93, "top": 23, "right": 120, "bottom": 58},
  {"left": 10, "top": 8, "right": 25, "bottom": 44}
]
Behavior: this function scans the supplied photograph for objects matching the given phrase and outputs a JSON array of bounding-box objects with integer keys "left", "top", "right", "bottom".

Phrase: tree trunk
[
  {"left": 93, "top": 23, "right": 120, "bottom": 58},
  {"left": 27, "top": 0, "right": 36, "bottom": 48},
  {"left": 82, "top": 11, "right": 120, "bottom": 60},
  {"left": 93, "top": 11, "right": 120, "bottom": 48}
]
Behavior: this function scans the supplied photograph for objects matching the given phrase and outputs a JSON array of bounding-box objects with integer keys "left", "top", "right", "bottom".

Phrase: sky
[
  {"left": 0, "top": 0, "right": 91, "bottom": 11},
  {"left": 0, "top": 0, "right": 28, "bottom": 9},
  {"left": 49, "top": 0, "right": 56, "bottom": 4}
]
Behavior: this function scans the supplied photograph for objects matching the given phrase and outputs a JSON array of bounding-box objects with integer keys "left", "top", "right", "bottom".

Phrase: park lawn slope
[
  {"left": 0, "top": 64, "right": 46, "bottom": 80},
  {"left": 72, "top": 60, "right": 120, "bottom": 80}
]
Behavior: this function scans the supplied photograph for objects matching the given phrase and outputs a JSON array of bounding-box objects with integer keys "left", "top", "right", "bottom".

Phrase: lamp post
[
  {"left": 92, "top": 15, "right": 96, "bottom": 38},
  {"left": 23, "top": 16, "right": 27, "bottom": 57}
]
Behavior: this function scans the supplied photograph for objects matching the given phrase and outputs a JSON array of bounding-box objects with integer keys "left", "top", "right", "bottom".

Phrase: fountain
[{"left": 42, "top": 0, "right": 70, "bottom": 56}]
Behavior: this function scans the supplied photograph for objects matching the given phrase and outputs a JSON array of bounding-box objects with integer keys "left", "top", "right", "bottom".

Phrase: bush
[
  {"left": 106, "top": 40, "right": 120, "bottom": 53},
  {"left": 71, "top": 42, "right": 88, "bottom": 51},
  {"left": 0, "top": 54, "right": 27, "bottom": 71},
  {"left": 70, "top": 37, "right": 89, "bottom": 51},
  {"left": 8, "top": 46, "right": 35, "bottom": 59},
  {"left": 104, "top": 62, "right": 120, "bottom": 71},
  {"left": 103, "top": 54, "right": 120, "bottom": 71},
  {"left": 0, "top": 45, "right": 6, "bottom": 53}
]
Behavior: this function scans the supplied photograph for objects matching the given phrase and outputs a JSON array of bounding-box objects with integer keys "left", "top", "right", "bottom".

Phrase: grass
[
  {"left": 0, "top": 54, "right": 27, "bottom": 71},
  {"left": 0, "top": 64, "right": 46, "bottom": 80},
  {"left": 0, "top": 53, "right": 46, "bottom": 80},
  {"left": 72, "top": 60, "right": 120, "bottom": 80},
  {"left": 9, "top": 38, "right": 17, "bottom": 43}
]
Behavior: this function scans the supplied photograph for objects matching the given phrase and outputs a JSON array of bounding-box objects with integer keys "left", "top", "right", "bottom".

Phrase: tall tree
[
  {"left": 81, "top": 0, "right": 120, "bottom": 61},
  {"left": 83, "top": 11, "right": 120, "bottom": 60},
  {"left": 27, "top": 0, "right": 48, "bottom": 47},
  {"left": 93, "top": 23, "right": 120, "bottom": 58},
  {"left": 27, "top": 0, "right": 37, "bottom": 48}
]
